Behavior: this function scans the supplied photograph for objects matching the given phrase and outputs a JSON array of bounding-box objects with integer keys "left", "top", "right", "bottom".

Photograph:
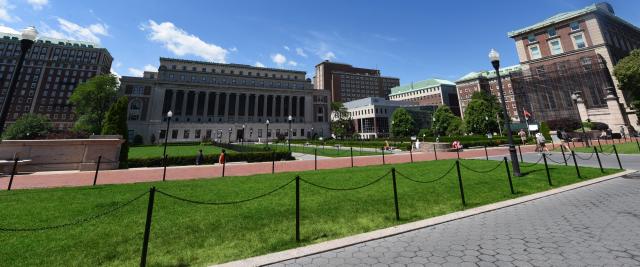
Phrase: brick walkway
[{"left": 1, "top": 139, "right": 630, "bottom": 190}]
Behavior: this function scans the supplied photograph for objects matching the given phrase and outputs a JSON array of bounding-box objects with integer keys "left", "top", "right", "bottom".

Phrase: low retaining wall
[
  {"left": 416, "top": 142, "right": 451, "bottom": 152},
  {"left": 0, "top": 136, "right": 124, "bottom": 173}
]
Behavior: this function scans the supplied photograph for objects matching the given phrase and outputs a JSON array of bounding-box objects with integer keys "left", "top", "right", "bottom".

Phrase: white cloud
[
  {"left": 295, "top": 47, "right": 307, "bottom": 57},
  {"left": 321, "top": 51, "right": 336, "bottom": 60},
  {"left": 127, "top": 64, "right": 158, "bottom": 77},
  {"left": 229, "top": 46, "right": 238, "bottom": 52},
  {"left": 287, "top": 60, "right": 297, "bottom": 67},
  {"left": 141, "top": 20, "right": 228, "bottom": 63},
  {"left": 41, "top": 18, "right": 109, "bottom": 43},
  {"left": 283, "top": 45, "right": 290, "bottom": 51},
  {"left": 0, "top": 24, "right": 18, "bottom": 34},
  {"left": 110, "top": 68, "right": 121, "bottom": 79},
  {"left": 271, "top": 53, "right": 286, "bottom": 66},
  {"left": 0, "top": 0, "right": 19, "bottom": 22},
  {"left": 255, "top": 61, "right": 265, "bottom": 68},
  {"left": 27, "top": 0, "right": 48, "bottom": 10},
  {"left": 114, "top": 61, "right": 122, "bottom": 68}
]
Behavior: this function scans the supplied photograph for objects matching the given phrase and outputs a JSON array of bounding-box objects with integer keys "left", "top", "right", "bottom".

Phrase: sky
[{"left": 0, "top": 0, "right": 639, "bottom": 84}]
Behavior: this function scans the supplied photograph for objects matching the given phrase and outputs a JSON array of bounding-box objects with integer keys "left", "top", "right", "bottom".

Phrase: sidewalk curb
[{"left": 212, "top": 169, "right": 636, "bottom": 267}]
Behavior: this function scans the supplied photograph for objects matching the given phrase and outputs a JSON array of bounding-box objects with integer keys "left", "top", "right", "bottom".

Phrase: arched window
[{"left": 128, "top": 99, "right": 142, "bottom": 120}]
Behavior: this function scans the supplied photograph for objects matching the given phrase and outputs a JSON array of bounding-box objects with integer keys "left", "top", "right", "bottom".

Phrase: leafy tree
[
  {"left": 69, "top": 74, "right": 118, "bottom": 134},
  {"left": 446, "top": 116, "right": 465, "bottom": 136},
  {"left": 432, "top": 105, "right": 455, "bottom": 136},
  {"left": 2, "top": 113, "right": 51, "bottom": 140},
  {"left": 539, "top": 121, "right": 551, "bottom": 140},
  {"left": 464, "top": 92, "right": 503, "bottom": 134},
  {"left": 614, "top": 49, "right": 640, "bottom": 99},
  {"left": 417, "top": 128, "right": 433, "bottom": 138},
  {"left": 390, "top": 107, "right": 415, "bottom": 137},
  {"left": 330, "top": 101, "right": 352, "bottom": 138},
  {"left": 101, "top": 96, "right": 129, "bottom": 168}
]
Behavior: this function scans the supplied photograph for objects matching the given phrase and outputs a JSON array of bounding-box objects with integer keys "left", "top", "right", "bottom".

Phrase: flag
[{"left": 523, "top": 109, "right": 532, "bottom": 119}]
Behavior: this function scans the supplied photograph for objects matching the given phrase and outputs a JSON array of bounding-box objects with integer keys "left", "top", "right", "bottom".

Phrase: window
[
  {"left": 570, "top": 21, "right": 580, "bottom": 31},
  {"left": 528, "top": 44, "right": 541, "bottom": 60},
  {"left": 195, "top": 129, "right": 201, "bottom": 139},
  {"left": 548, "top": 39, "right": 563, "bottom": 55},
  {"left": 183, "top": 130, "right": 190, "bottom": 139},
  {"left": 572, "top": 33, "right": 586, "bottom": 49},
  {"left": 547, "top": 28, "right": 556, "bottom": 37},
  {"left": 171, "top": 129, "right": 178, "bottom": 139},
  {"left": 580, "top": 57, "right": 593, "bottom": 70},
  {"left": 128, "top": 99, "right": 142, "bottom": 120},
  {"left": 527, "top": 34, "right": 536, "bottom": 43}
]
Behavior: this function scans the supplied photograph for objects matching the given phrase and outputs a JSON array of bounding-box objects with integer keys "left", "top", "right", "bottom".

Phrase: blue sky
[{"left": 1, "top": 0, "right": 639, "bottom": 84}]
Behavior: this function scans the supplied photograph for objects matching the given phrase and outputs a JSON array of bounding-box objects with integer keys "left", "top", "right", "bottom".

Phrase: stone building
[
  {"left": 507, "top": 2, "right": 640, "bottom": 131},
  {"left": 389, "top": 78, "right": 460, "bottom": 116},
  {"left": 455, "top": 65, "right": 521, "bottom": 120},
  {"left": 120, "top": 57, "right": 331, "bottom": 144},
  {"left": 0, "top": 32, "right": 113, "bottom": 129},
  {"left": 313, "top": 61, "right": 399, "bottom": 103}
]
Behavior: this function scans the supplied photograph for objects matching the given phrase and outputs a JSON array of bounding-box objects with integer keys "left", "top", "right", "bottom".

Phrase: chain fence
[
  {"left": 299, "top": 170, "right": 391, "bottom": 191},
  {"left": 395, "top": 163, "right": 456, "bottom": 184},
  {"left": 459, "top": 160, "right": 504, "bottom": 173}
]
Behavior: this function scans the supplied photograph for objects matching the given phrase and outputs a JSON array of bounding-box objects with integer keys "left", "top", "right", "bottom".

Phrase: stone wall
[{"left": 0, "top": 136, "right": 124, "bottom": 173}]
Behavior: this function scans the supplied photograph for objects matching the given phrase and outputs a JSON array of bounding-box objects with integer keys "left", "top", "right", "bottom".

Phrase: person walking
[
  {"left": 518, "top": 129, "right": 527, "bottom": 145},
  {"left": 218, "top": 149, "right": 226, "bottom": 165},
  {"left": 195, "top": 149, "right": 205, "bottom": 165},
  {"left": 536, "top": 132, "right": 550, "bottom": 155},
  {"left": 558, "top": 129, "right": 571, "bottom": 152}
]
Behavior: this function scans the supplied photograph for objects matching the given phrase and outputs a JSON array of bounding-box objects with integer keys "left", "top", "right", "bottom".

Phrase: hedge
[{"left": 128, "top": 151, "right": 294, "bottom": 168}]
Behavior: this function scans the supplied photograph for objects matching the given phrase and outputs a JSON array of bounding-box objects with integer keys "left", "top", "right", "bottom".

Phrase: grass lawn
[
  {"left": 129, "top": 144, "right": 228, "bottom": 159},
  {"left": 556, "top": 141, "right": 640, "bottom": 154},
  {"left": 248, "top": 143, "right": 383, "bottom": 157},
  {"left": 0, "top": 160, "right": 619, "bottom": 266}
]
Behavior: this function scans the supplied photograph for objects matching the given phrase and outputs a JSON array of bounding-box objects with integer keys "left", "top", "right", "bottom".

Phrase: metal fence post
[
  {"left": 382, "top": 147, "right": 386, "bottom": 165},
  {"left": 593, "top": 146, "right": 604, "bottom": 173},
  {"left": 455, "top": 160, "right": 466, "bottom": 206},
  {"left": 162, "top": 154, "right": 168, "bottom": 181},
  {"left": 613, "top": 144, "right": 622, "bottom": 170},
  {"left": 636, "top": 139, "right": 640, "bottom": 153},
  {"left": 93, "top": 155, "right": 102, "bottom": 186},
  {"left": 571, "top": 151, "right": 581, "bottom": 179},
  {"left": 391, "top": 168, "right": 400, "bottom": 220},
  {"left": 560, "top": 145, "right": 568, "bottom": 166},
  {"left": 517, "top": 145, "right": 523, "bottom": 163},
  {"left": 272, "top": 152, "right": 275, "bottom": 174},
  {"left": 597, "top": 138, "right": 603, "bottom": 152},
  {"left": 295, "top": 175, "right": 300, "bottom": 242},
  {"left": 314, "top": 149, "right": 317, "bottom": 170},
  {"left": 484, "top": 145, "right": 489, "bottom": 160},
  {"left": 543, "top": 154, "right": 552, "bottom": 186},
  {"left": 504, "top": 157, "right": 514, "bottom": 194},
  {"left": 409, "top": 146, "right": 414, "bottom": 163},
  {"left": 140, "top": 187, "right": 156, "bottom": 267},
  {"left": 222, "top": 160, "right": 226, "bottom": 177},
  {"left": 350, "top": 147, "right": 354, "bottom": 167},
  {"left": 433, "top": 144, "right": 438, "bottom": 160},
  {"left": 7, "top": 157, "right": 18, "bottom": 191}
]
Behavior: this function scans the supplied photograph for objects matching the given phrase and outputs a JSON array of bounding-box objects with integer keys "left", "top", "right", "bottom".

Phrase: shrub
[
  {"left": 2, "top": 113, "right": 52, "bottom": 140},
  {"left": 133, "top": 134, "right": 144, "bottom": 145},
  {"left": 590, "top": 122, "right": 609, "bottom": 131},
  {"left": 102, "top": 96, "right": 129, "bottom": 168},
  {"left": 547, "top": 118, "right": 581, "bottom": 132},
  {"left": 128, "top": 151, "right": 294, "bottom": 168},
  {"left": 539, "top": 121, "right": 551, "bottom": 140}
]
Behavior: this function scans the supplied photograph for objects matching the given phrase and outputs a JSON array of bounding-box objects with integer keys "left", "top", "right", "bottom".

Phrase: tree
[
  {"left": 446, "top": 116, "right": 465, "bottom": 136},
  {"left": 330, "top": 101, "right": 352, "bottom": 138},
  {"left": 390, "top": 107, "right": 415, "bottom": 137},
  {"left": 69, "top": 74, "right": 118, "bottom": 134},
  {"left": 539, "top": 121, "right": 551, "bottom": 140},
  {"left": 2, "top": 113, "right": 51, "bottom": 140},
  {"left": 102, "top": 96, "right": 129, "bottom": 168},
  {"left": 614, "top": 49, "right": 640, "bottom": 124},
  {"left": 464, "top": 91, "right": 503, "bottom": 135},
  {"left": 432, "top": 105, "right": 455, "bottom": 136}
]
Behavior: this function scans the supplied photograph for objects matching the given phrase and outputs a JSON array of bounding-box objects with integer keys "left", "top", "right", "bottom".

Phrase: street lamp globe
[
  {"left": 266, "top": 119, "right": 270, "bottom": 125},
  {"left": 488, "top": 49, "right": 500, "bottom": 62},
  {"left": 242, "top": 124, "right": 246, "bottom": 129},
  {"left": 167, "top": 110, "right": 173, "bottom": 118},
  {"left": 288, "top": 115, "right": 292, "bottom": 121},
  {"left": 21, "top": 26, "right": 38, "bottom": 41},
  {"left": 571, "top": 92, "right": 578, "bottom": 101}
]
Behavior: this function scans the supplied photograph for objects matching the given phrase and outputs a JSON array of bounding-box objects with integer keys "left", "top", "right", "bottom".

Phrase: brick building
[
  {"left": 0, "top": 32, "right": 113, "bottom": 129},
  {"left": 507, "top": 2, "right": 640, "bottom": 130},
  {"left": 455, "top": 65, "right": 521, "bottom": 120},
  {"left": 121, "top": 57, "right": 331, "bottom": 144},
  {"left": 389, "top": 78, "right": 460, "bottom": 116},
  {"left": 313, "top": 61, "right": 399, "bottom": 103}
]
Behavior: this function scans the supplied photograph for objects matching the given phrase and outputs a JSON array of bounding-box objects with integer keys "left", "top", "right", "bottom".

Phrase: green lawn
[
  {"left": 129, "top": 144, "right": 228, "bottom": 159},
  {"left": 557, "top": 141, "right": 640, "bottom": 154},
  {"left": 249, "top": 143, "right": 383, "bottom": 157},
  {"left": 0, "top": 160, "right": 619, "bottom": 266}
]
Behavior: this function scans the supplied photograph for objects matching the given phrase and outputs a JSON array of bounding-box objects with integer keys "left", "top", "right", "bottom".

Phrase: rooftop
[
  {"left": 0, "top": 32, "right": 101, "bottom": 48},
  {"left": 456, "top": 65, "right": 522, "bottom": 83},
  {"left": 389, "top": 78, "right": 455, "bottom": 96},
  {"left": 159, "top": 57, "right": 306, "bottom": 74},
  {"left": 343, "top": 97, "right": 416, "bottom": 109}
]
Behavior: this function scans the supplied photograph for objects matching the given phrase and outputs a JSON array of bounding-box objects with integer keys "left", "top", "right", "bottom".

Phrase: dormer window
[
  {"left": 570, "top": 22, "right": 580, "bottom": 31},
  {"left": 547, "top": 28, "right": 556, "bottom": 37}
]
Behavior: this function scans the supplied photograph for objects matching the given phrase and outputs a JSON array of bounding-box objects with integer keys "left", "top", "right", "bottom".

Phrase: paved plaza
[{"left": 270, "top": 172, "right": 640, "bottom": 266}]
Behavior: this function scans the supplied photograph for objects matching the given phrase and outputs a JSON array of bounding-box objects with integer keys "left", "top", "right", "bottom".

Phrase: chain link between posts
[
  {"left": 299, "top": 170, "right": 391, "bottom": 191},
  {"left": 395, "top": 163, "right": 456, "bottom": 184}
]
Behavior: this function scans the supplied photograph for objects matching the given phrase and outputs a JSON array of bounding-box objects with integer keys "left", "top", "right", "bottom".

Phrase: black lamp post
[
  {"left": 571, "top": 92, "right": 589, "bottom": 147},
  {"left": 490, "top": 49, "right": 521, "bottom": 176},
  {"left": 288, "top": 115, "right": 293, "bottom": 152},
  {"left": 249, "top": 128, "right": 253, "bottom": 142},
  {"left": 242, "top": 124, "right": 246, "bottom": 146},
  {"left": 228, "top": 127, "right": 232, "bottom": 144},
  {"left": 265, "top": 119, "right": 270, "bottom": 148},
  {"left": 0, "top": 26, "right": 37, "bottom": 137},
  {"left": 162, "top": 110, "right": 173, "bottom": 159},
  {"left": 311, "top": 127, "right": 314, "bottom": 140}
]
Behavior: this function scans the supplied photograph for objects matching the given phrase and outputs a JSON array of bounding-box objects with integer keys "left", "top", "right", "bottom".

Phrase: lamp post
[
  {"left": 0, "top": 26, "right": 37, "bottom": 137},
  {"left": 162, "top": 110, "right": 173, "bottom": 159},
  {"left": 228, "top": 128, "right": 232, "bottom": 144},
  {"left": 489, "top": 49, "right": 520, "bottom": 176},
  {"left": 265, "top": 119, "right": 270, "bottom": 148},
  {"left": 288, "top": 115, "right": 292, "bottom": 152},
  {"left": 496, "top": 113, "right": 503, "bottom": 136},
  {"left": 571, "top": 92, "right": 589, "bottom": 147},
  {"left": 311, "top": 127, "right": 314, "bottom": 140},
  {"left": 242, "top": 124, "right": 246, "bottom": 146},
  {"left": 249, "top": 128, "right": 253, "bottom": 142}
]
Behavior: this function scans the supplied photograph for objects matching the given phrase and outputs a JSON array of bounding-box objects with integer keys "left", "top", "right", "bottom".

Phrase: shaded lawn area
[
  {"left": 555, "top": 141, "right": 640, "bottom": 154},
  {"left": 129, "top": 144, "right": 228, "bottom": 159},
  {"left": 0, "top": 159, "right": 620, "bottom": 266},
  {"left": 248, "top": 143, "right": 383, "bottom": 157}
]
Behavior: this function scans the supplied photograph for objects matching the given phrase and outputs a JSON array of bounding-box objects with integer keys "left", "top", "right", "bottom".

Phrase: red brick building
[
  {"left": 455, "top": 65, "right": 521, "bottom": 120},
  {"left": 313, "top": 61, "right": 399, "bottom": 103}
]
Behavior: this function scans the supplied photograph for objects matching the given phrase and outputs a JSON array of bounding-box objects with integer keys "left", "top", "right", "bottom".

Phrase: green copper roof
[
  {"left": 508, "top": 3, "right": 607, "bottom": 37},
  {"left": 455, "top": 65, "right": 521, "bottom": 83},
  {"left": 389, "top": 78, "right": 455, "bottom": 96}
]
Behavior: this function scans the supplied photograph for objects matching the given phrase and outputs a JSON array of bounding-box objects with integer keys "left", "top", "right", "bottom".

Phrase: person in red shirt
[{"left": 218, "top": 149, "right": 226, "bottom": 165}]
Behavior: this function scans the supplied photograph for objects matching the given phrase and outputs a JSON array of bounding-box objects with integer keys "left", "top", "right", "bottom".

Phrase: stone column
[
  {"left": 604, "top": 86, "right": 626, "bottom": 132},
  {"left": 203, "top": 92, "right": 210, "bottom": 116},
  {"left": 575, "top": 93, "right": 588, "bottom": 122}
]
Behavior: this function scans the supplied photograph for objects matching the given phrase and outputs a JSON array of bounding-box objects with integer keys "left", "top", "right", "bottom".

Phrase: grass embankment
[
  {"left": 129, "top": 144, "right": 227, "bottom": 159},
  {"left": 249, "top": 143, "right": 382, "bottom": 157},
  {"left": 571, "top": 141, "right": 640, "bottom": 154},
  {"left": 0, "top": 160, "right": 619, "bottom": 266}
]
